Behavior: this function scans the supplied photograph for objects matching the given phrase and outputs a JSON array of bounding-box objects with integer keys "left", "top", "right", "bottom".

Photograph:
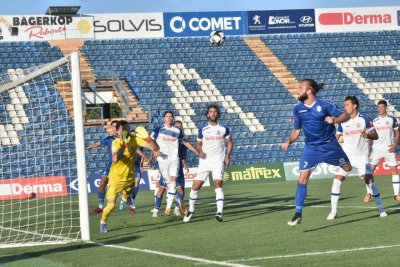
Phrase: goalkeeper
[{"left": 100, "top": 120, "right": 159, "bottom": 233}]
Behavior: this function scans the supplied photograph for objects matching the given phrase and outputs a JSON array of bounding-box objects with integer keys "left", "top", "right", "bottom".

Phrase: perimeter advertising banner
[
  {"left": 315, "top": 6, "right": 399, "bottom": 32},
  {"left": 247, "top": 9, "right": 316, "bottom": 34},
  {"left": 224, "top": 163, "right": 286, "bottom": 184},
  {"left": 0, "top": 15, "right": 94, "bottom": 41},
  {"left": 147, "top": 168, "right": 210, "bottom": 190},
  {"left": 283, "top": 162, "right": 359, "bottom": 181},
  {"left": 0, "top": 176, "right": 68, "bottom": 200},
  {"left": 163, "top": 11, "right": 247, "bottom": 37},
  {"left": 373, "top": 155, "right": 400, "bottom": 176},
  {"left": 91, "top": 13, "right": 164, "bottom": 39}
]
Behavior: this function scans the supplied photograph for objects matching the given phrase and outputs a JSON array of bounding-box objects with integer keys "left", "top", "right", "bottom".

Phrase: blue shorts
[
  {"left": 176, "top": 162, "right": 185, "bottom": 188},
  {"left": 159, "top": 175, "right": 167, "bottom": 188},
  {"left": 299, "top": 140, "right": 350, "bottom": 171},
  {"left": 102, "top": 162, "right": 111, "bottom": 176},
  {"left": 135, "top": 171, "right": 142, "bottom": 180}
]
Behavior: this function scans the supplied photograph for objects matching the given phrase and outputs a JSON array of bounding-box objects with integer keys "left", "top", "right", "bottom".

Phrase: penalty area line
[
  {"left": 228, "top": 243, "right": 400, "bottom": 263},
  {"left": 91, "top": 241, "right": 256, "bottom": 267}
]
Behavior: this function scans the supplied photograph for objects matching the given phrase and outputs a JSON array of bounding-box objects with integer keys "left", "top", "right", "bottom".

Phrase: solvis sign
[
  {"left": 247, "top": 9, "right": 315, "bottom": 34},
  {"left": 164, "top": 11, "right": 247, "bottom": 37}
]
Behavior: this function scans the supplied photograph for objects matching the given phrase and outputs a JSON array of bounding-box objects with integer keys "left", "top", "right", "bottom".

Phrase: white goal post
[{"left": 0, "top": 52, "right": 90, "bottom": 247}]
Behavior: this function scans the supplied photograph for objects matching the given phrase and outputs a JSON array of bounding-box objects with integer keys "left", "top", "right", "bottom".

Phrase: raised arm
[{"left": 86, "top": 141, "right": 101, "bottom": 150}]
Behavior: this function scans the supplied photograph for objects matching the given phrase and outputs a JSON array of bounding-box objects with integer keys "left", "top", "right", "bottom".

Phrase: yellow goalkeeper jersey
[{"left": 109, "top": 136, "right": 147, "bottom": 180}]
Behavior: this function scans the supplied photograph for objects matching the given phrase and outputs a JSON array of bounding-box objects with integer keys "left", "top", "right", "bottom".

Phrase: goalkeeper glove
[
  {"left": 122, "top": 130, "right": 131, "bottom": 146},
  {"left": 135, "top": 126, "right": 151, "bottom": 141}
]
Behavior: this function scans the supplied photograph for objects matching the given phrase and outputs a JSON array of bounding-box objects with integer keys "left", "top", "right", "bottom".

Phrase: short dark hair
[
  {"left": 205, "top": 104, "right": 221, "bottom": 119},
  {"left": 174, "top": 120, "right": 183, "bottom": 130},
  {"left": 163, "top": 110, "right": 174, "bottom": 118},
  {"left": 302, "top": 79, "right": 325, "bottom": 95},
  {"left": 116, "top": 120, "right": 130, "bottom": 132},
  {"left": 110, "top": 120, "right": 119, "bottom": 125},
  {"left": 377, "top": 99, "right": 387, "bottom": 106},
  {"left": 345, "top": 95, "right": 359, "bottom": 110}
]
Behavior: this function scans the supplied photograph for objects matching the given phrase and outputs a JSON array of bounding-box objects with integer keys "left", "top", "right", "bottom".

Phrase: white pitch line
[
  {"left": 92, "top": 242, "right": 256, "bottom": 267},
  {"left": 208, "top": 202, "right": 400, "bottom": 210},
  {"left": 228, "top": 244, "right": 400, "bottom": 262}
]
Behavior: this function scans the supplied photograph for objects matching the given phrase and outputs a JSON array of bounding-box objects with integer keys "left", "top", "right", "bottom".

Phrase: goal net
[{"left": 0, "top": 52, "right": 89, "bottom": 247}]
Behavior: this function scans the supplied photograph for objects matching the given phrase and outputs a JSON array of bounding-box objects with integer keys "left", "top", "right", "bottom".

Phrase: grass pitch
[{"left": 1, "top": 176, "right": 399, "bottom": 267}]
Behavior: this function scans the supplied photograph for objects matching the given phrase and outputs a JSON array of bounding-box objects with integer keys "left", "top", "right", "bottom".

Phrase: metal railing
[{"left": 81, "top": 70, "right": 130, "bottom": 119}]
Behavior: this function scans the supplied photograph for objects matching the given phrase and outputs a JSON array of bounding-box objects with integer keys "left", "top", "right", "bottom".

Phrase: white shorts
[
  {"left": 370, "top": 150, "right": 398, "bottom": 167},
  {"left": 195, "top": 162, "right": 225, "bottom": 182},
  {"left": 158, "top": 159, "right": 179, "bottom": 182},
  {"left": 335, "top": 154, "right": 372, "bottom": 177}
]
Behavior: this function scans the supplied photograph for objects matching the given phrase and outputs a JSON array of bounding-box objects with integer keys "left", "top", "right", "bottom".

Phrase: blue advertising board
[
  {"left": 398, "top": 10, "right": 400, "bottom": 26},
  {"left": 67, "top": 173, "right": 151, "bottom": 195},
  {"left": 247, "top": 9, "right": 315, "bottom": 34},
  {"left": 164, "top": 11, "right": 247, "bottom": 37}
]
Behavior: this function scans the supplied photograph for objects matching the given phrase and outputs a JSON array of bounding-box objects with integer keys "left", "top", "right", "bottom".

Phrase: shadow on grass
[{"left": 0, "top": 242, "right": 98, "bottom": 264}]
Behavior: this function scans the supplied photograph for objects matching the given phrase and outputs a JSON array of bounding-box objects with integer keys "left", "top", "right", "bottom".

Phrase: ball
[{"left": 209, "top": 30, "right": 225, "bottom": 46}]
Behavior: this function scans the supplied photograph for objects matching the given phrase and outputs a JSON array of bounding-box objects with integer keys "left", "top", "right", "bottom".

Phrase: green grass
[{"left": 1, "top": 176, "right": 399, "bottom": 267}]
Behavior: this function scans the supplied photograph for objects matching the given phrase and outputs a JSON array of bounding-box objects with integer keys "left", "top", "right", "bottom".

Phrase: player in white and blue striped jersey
[
  {"left": 366, "top": 99, "right": 400, "bottom": 201},
  {"left": 327, "top": 96, "right": 386, "bottom": 220},
  {"left": 183, "top": 104, "right": 233, "bottom": 223},
  {"left": 282, "top": 79, "right": 352, "bottom": 226},
  {"left": 151, "top": 111, "right": 200, "bottom": 217}
]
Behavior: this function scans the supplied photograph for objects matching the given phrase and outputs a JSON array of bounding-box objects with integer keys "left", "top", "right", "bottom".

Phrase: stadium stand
[
  {"left": 81, "top": 31, "right": 400, "bottom": 168},
  {"left": 0, "top": 41, "right": 79, "bottom": 179},
  {"left": 82, "top": 36, "right": 298, "bottom": 167},
  {"left": 2, "top": 30, "right": 399, "bottom": 177}
]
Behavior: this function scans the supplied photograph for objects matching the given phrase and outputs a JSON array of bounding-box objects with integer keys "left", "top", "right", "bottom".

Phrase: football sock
[
  {"left": 188, "top": 190, "right": 198, "bottom": 212},
  {"left": 101, "top": 201, "right": 115, "bottom": 223},
  {"left": 215, "top": 187, "right": 224, "bottom": 213},
  {"left": 365, "top": 184, "right": 372, "bottom": 195},
  {"left": 154, "top": 187, "right": 159, "bottom": 204},
  {"left": 166, "top": 181, "right": 177, "bottom": 210},
  {"left": 392, "top": 175, "right": 400, "bottom": 195},
  {"left": 98, "top": 192, "right": 105, "bottom": 209},
  {"left": 175, "top": 191, "right": 183, "bottom": 208},
  {"left": 331, "top": 179, "right": 342, "bottom": 211},
  {"left": 131, "top": 185, "right": 140, "bottom": 201},
  {"left": 295, "top": 183, "right": 307, "bottom": 214},
  {"left": 155, "top": 195, "right": 162, "bottom": 210},
  {"left": 368, "top": 182, "right": 384, "bottom": 212}
]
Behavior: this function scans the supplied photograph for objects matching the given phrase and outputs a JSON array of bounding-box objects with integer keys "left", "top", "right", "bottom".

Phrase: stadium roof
[{"left": 45, "top": 6, "right": 81, "bottom": 15}]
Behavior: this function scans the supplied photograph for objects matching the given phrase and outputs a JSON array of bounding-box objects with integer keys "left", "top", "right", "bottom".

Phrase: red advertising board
[
  {"left": 374, "top": 155, "right": 400, "bottom": 176},
  {"left": 0, "top": 176, "right": 68, "bottom": 200}
]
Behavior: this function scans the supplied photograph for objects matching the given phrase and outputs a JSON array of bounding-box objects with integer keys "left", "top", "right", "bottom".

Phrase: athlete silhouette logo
[{"left": 253, "top": 15, "right": 261, "bottom": 25}]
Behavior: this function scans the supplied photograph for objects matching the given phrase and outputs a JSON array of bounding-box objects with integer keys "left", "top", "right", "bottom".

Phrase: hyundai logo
[{"left": 300, "top": 16, "right": 313, "bottom": 23}]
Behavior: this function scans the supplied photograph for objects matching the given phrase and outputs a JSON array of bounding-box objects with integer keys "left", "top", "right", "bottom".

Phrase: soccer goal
[{"left": 0, "top": 52, "right": 90, "bottom": 247}]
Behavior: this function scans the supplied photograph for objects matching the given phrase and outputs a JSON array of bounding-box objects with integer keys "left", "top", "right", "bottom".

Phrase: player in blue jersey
[
  {"left": 281, "top": 79, "right": 352, "bottom": 226},
  {"left": 325, "top": 96, "right": 386, "bottom": 220},
  {"left": 173, "top": 120, "right": 190, "bottom": 216},
  {"left": 86, "top": 120, "right": 119, "bottom": 214}
]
